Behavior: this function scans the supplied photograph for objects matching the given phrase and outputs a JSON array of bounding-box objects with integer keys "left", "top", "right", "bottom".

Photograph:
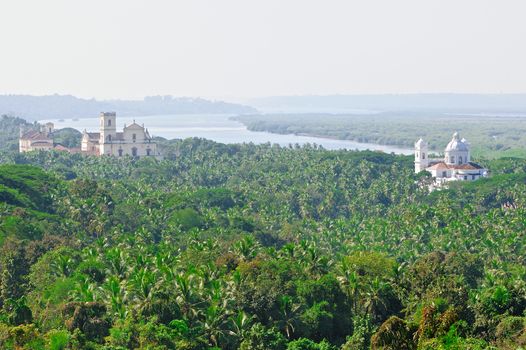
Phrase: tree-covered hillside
[
  {"left": 0, "top": 95, "right": 257, "bottom": 121},
  {"left": 0, "top": 140, "right": 525, "bottom": 349}
]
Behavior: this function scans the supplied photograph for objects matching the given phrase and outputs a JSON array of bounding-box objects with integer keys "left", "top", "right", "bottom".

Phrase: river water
[{"left": 41, "top": 114, "right": 412, "bottom": 154}]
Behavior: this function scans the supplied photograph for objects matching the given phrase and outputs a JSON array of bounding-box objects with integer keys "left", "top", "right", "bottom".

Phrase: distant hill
[
  {"left": 247, "top": 94, "right": 526, "bottom": 114},
  {"left": 0, "top": 95, "right": 257, "bottom": 121}
]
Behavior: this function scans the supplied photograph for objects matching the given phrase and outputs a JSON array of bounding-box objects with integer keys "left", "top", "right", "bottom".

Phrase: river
[{"left": 40, "top": 114, "right": 412, "bottom": 154}]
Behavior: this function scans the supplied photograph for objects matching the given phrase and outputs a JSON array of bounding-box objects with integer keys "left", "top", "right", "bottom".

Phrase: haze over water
[{"left": 42, "top": 114, "right": 412, "bottom": 154}]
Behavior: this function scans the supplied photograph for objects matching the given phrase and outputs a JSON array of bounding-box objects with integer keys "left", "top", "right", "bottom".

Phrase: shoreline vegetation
[{"left": 232, "top": 113, "right": 526, "bottom": 159}]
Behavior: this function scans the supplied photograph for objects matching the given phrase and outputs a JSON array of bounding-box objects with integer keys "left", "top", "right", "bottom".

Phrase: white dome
[{"left": 445, "top": 132, "right": 469, "bottom": 152}]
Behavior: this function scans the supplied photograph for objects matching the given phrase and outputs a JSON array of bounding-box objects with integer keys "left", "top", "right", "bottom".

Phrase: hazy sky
[{"left": 1, "top": 0, "right": 525, "bottom": 100}]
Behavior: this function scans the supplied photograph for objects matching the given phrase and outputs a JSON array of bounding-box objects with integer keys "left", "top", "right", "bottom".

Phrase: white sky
[{"left": 0, "top": 0, "right": 525, "bottom": 100}]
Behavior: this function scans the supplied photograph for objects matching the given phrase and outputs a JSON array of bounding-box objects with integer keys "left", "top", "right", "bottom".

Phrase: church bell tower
[
  {"left": 414, "top": 138, "right": 428, "bottom": 173},
  {"left": 99, "top": 112, "right": 117, "bottom": 155}
]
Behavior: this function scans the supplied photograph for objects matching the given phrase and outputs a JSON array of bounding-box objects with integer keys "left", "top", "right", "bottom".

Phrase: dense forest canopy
[{"left": 0, "top": 120, "right": 525, "bottom": 349}]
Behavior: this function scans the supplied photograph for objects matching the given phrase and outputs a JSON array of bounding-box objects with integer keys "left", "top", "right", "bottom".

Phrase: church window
[
  {"left": 107, "top": 135, "right": 112, "bottom": 142},
  {"left": 146, "top": 148, "right": 151, "bottom": 156},
  {"left": 442, "top": 171, "right": 447, "bottom": 178},
  {"left": 118, "top": 149, "right": 123, "bottom": 157},
  {"left": 108, "top": 119, "right": 112, "bottom": 127},
  {"left": 459, "top": 156, "right": 463, "bottom": 164},
  {"left": 422, "top": 153, "right": 425, "bottom": 159},
  {"left": 133, "top": 133, "right": 137, "bottom": 142},
  {"left": 132, "top": 147, "right": 138, "bottom": 157},
  {"left": 450, "top": 156, "right": 455, "bottom": 163}
]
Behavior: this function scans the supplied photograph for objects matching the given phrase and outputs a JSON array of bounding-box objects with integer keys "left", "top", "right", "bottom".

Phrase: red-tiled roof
[
  {"left": 21, "top": 130, "right": 51, "bottom": 141},
  {"left": 427, "top": 161, "right": 484, "bottom": 171},
  {"left": 86, "top": 132, "right": 100, "bottom": 139},
  {"left": 453, "top": 162, "right": 484, "bottom": 170},
  {"left": 427, "top": 162, "right": 449, "bottom": 170},
  {"left": 54, "top": 144, "right": 70, "bottom": 151}
]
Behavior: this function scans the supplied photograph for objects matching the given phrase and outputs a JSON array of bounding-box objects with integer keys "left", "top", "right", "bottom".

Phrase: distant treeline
[
  {"left": 0, "top": 95, "right": 257, "bottom": 121},
  {"left": 233, "top": 113, "right": 526, "bottom": 159}
]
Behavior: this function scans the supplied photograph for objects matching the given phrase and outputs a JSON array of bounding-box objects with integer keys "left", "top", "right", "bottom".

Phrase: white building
[
  {"left": 415, "top": 132, "right": 487, "bottom": 183},
  {"left": 81, "top": 112, "right": 159, "bottom": 158}
]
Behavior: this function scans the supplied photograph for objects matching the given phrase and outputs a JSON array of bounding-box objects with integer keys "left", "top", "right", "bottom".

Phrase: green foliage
[
  {"left": 0, "top": 136, "right": 525, "bottom": 349},
  {"left": 0, "top": 115, "right": 32, "bottom": 152},
  {"left": 170, "top": 208, "right": 205, "bottom": 230},
  {"left": 239, "top": 323, "right": 287, "bottom": 350},
  {"left": 46, "top": 329, "right": 71, "bottom": 350},
  {"left": 371, "top": 316, "right": 416, "bottom": 350},
  {"left": 51, "top": 128, "right": 82, "bottom": 148},
  {"left": 0, "top": 164, "right": 58, "bottom": 212},
  {"left": 287, "top": 337, "right": 337, "bottom": 350}
]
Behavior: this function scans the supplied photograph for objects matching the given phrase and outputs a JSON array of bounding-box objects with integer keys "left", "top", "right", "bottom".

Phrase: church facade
[
  {"left": 81, "top": 112, "right": 158, "bottom": 158},
  {"left": 415, "top": 132, "right": 487, "bottom": 183}
]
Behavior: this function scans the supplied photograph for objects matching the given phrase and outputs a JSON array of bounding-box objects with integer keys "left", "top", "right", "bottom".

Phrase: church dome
[{"left": 445, "top": 132, "right": 469, "bottom": 152}]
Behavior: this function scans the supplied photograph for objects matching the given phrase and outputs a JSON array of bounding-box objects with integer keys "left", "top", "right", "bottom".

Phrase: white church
[
  {"left": 415, "top": 132, "right": 487, "bottom": 183},
  {"left": 81, "top": 112, "right": 159, "bottom": 158}
]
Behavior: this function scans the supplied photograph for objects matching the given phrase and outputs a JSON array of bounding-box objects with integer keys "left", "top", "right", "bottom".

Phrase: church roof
[
  {"left": 445, "top": 132, "right": 469, "bottom": 152},
  {"left": 427, "top": 162, "right": 450, "bottom": 170},
  {"left": 454, "top": 162, "right": 484, "bottom": 170},
  {"left": 20, "top": 130, "right": 51, "bottom": 141},
  {"left": 124, "top": 122, "right": 144, "bottom": 130},
  {"left": 30, "top": 141, "right": 53, "bottom": 146},
  {"left": 427, "top": 161, "right": 484, "bottom": 171},
  {"left": 53, "top": 144, "right": 70, "bottom": 151},
  {"left": 85, "top": 132, "right": 100, "bottom": 139}
]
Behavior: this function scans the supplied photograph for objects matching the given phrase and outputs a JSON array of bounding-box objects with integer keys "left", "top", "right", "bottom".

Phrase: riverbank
[
  {"left": 40, "top": 114, "right": 413, "bottom": 154},
  {"left": 232, "top": 113, "right": 526, "bottom": 159}
]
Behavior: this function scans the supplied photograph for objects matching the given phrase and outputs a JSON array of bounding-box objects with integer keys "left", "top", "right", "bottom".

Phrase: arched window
[
  {"left": 132, "top": 147, "right": 138, "bottom": 157},
  {"left": 118, "top": 149, "right": 123, "bottom": 157},
  {"left": 459, "top": 156, "right": 463, "bottom": 164},
  {"left": 146, "top": 148, "right": 151, "bottom": 156},
  {"left": 108, "top": 119, "right": 112, "bottom": 126},
  {"left": 450, "top": 156, "right": 455, "bottom": 164},
  {"left": 107, "top": 135, "right": 112, "bottom": 142},
  {"left": 132, "top": 133, "right": 137, "bottom": 142},
  {"left": 422, "top": 153, "right": 426, "bottom": 159}
]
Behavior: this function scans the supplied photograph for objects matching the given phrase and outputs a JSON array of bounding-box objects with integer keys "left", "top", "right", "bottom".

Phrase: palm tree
[
  {"left": 228, "top": 311, "right": 253, "bottom": 343},
  {"left": 277, "top": 295, "right": 301, "bottom": 338}
]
